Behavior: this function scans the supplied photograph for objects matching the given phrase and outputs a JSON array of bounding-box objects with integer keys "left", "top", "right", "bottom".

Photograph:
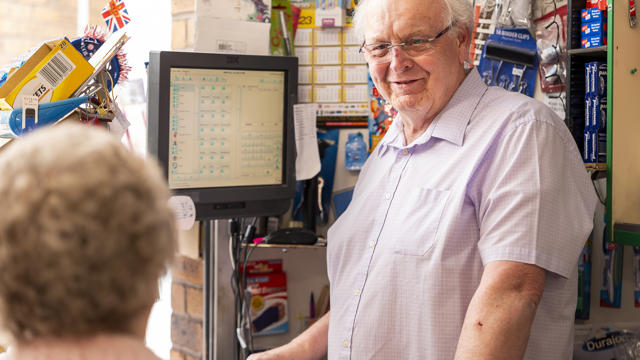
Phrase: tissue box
[{"left": 0, "top": 38, "right": 93, "bottom": 109}]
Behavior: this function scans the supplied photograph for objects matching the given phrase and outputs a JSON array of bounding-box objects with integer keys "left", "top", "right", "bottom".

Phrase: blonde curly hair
[{"left": 0, "top": 124, "right": 176, "bottom": 342}]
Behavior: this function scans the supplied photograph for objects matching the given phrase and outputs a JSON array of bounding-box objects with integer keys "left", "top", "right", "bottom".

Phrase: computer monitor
[{"left": 147, "top": 51, "right": 298, "bottom": 220}]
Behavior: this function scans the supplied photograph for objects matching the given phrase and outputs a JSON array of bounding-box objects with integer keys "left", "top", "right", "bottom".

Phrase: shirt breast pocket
[{"left": 392, "top": 187, "right": 450, "bottom": 256}]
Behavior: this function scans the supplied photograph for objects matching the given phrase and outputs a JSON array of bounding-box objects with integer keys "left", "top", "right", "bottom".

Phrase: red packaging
[
  {"left": 240, "top": 259, "right": 283, "bottom": 275},
  {"left": 247, "top": 272, "right": 288, "bottom": 335}
]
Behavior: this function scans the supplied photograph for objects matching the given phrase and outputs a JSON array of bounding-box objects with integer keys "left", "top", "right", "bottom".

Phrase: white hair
[{"left": 352, "top": 0, "right": 475, "bottom": 46}]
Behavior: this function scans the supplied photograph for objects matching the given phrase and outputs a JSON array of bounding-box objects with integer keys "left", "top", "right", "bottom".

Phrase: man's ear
[{"left": 456, "top": 26, "right": 471, "bottom": 64}]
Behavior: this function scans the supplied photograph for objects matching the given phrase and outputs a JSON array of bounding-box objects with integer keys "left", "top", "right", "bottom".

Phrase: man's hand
[
  {"left": 247, "top": 312, "right": 329, "bottom": 360},
  {"left": 454, "top": 260, "right": 545, "bottom": 360}
]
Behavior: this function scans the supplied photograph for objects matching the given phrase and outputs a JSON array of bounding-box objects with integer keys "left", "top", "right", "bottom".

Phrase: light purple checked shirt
[{"left": 326, "top": 70, "right": 597, "bottom": 359}]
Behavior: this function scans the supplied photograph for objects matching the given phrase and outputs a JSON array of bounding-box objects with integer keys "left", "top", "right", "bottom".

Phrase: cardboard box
[
  {"left": 581, "top": 8, "right": 606, "bottom": 22},
  {"left": 590, "top": 128, "right": 606, "bottom": 163},
  {"left": 581, "top": 35, "right": 606, "bottom": 48},
  {"left": 591, "top": 96, "right": 607, "bottom": 129},
  {"left": 585, "top": 96, "right": 592, "bottom": 129},
  {"left": 581, "top": 21, "right": 607, "bottom": 37},
  {"left": 0, "top": 38, "right": 93, "bottom": 109},
  {"left": 583, "top": 130, "right": 591, "bottom": 162}
]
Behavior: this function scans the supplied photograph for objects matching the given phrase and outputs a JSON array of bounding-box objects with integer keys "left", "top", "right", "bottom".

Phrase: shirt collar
[
  {"left": 430, "top": 69, "right": 487, "bottom": 146},
  {"left": 375, "top": 69, "right": 487, "bottom": 156}
]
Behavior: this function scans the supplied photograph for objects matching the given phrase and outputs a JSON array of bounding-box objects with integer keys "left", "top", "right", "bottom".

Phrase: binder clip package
[
  {"left": 247, "top": 272, "right": 288, "bottom": 336},
  {"left": 477, "top": 28, "right": 538, "bottom": 97},
  {"left": 0, "top": 38, "right": 93, "bottom": 108}
]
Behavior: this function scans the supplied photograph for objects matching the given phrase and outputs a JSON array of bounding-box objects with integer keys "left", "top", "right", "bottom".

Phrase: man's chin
[{"left": 391, "top": 96, "right": 429, "bottom": 114}]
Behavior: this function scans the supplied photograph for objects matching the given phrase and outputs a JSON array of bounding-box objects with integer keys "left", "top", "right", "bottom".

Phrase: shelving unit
[
  {"left": 565, "top": 2, "right": 607, "bottom": 157},
  {"left": 567, "top": 0, "right": 640, "bottom": 245}
]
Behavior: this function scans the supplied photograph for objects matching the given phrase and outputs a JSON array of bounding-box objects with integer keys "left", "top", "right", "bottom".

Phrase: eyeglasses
[{"left": 359, "top": 23, "right": 454, "bottom": 63}]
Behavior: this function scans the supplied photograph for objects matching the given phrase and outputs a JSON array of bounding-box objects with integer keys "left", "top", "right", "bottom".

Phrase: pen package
[
  {"left": 600, "top": 222, "right": 623, "bottom": 308},
  {"left": 576, "top": 237, "right": 592, "bottom": 319},
  {"left": 270, "top": 0, "right": 295, "bottom": 56},
  {"left": 634, "top": 246, "right": 640, "bottom": 307}
]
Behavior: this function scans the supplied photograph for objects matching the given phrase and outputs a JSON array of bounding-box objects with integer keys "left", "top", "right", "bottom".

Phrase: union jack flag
[{"left": 101, "top": 0, "right": 131, "bottom": 32}]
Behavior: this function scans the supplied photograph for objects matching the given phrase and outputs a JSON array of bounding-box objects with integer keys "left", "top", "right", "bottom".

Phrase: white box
[
  {"left": 299, "top": 66, "right": 313, "bottom": 84},
  {"left": 343, "top": 27, "right": 362, "bottom": 45},
  {"left": 342, "top": 84, "right": 368, "bottom": 102},
  {"left": 343, "top": 46, "right": 366, "bottom": 64},
  {"left": 298, "top": 85, "right": 313, "bottom": 103},
  {"left": 314, "top": 85, "right": 342, "bottom": 102},
  {"left": 296, "top": 47, "right": 314, "bottom": 65},
  {"left": 314, "top": 46, "right": 342, "bottom": 65},
  {"left": 342, "top": 65, "right": 368, "bottom": 83},
  {"left": 294, "top": 28, "right": 314, "bottom": 47},
  {"left": 314, "top": 66, "right": 342, "bottom": 84},
  {"left": 315, "top": 7, "right": 345, "bottom": 27},
  {"left": 314, "top": 28, "right": 342, "bottom": 46}
]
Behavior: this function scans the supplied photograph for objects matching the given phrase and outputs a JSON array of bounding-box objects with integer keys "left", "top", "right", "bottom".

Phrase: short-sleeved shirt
[{"left": 326, "top": 70, "right": 597, "bottom": 359}]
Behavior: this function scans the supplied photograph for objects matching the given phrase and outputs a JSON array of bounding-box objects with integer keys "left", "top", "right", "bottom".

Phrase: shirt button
[
  {"left": 355, "top": 289, "right": 361, "bottom": 296},
  {"left": 384, "top": 193, "right": 391, "bottom": 200},
  {"left": 369, "top": 241, "right": 375, "bottom": 248},
  {"left": 402, "top": 149, "right": 409, "bottom": 155},
  {"left": 344, "top": 340, "right": 350, "bottom": 348}
]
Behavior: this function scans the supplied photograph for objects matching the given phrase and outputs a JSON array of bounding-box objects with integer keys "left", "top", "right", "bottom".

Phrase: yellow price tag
[
  {"left": 298, "top": 4, "right": 315, "bottom": 28},
  {"left": 251, "top": 295, "right": 264, "bottom": 311}
]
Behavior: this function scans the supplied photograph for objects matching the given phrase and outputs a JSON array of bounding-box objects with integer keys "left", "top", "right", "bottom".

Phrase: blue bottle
[{"left": 345, "top": 132, "right": 367, "bottom": 171}]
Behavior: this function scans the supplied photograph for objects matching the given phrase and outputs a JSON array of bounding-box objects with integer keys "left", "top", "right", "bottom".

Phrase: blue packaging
[
  {"left": 345, "top": 132, "right": 368, "bottom": 170},
  {"left": 581, "top": 34, "right": 606, "bottom": 48},
  {"left": 585, "top": 96, "right": 592, "bottom": 129},
  {"left": 591, "top": 96, "right": 607, "bottom": 129},
  {"left": 593, "top": 62, "right": 607, "bottom": 96},
  {"left": 581, "top": 21, "right": 606, "bottom": 37},
  {"left": 584, "top": 63, "right": 592, "bottom": 95},
  {"left": 581, "top": 8, "right": 606, "bottom": 22},
  {"left": 583, "top": 131, "right": 591, "bottom": 162},
  {"left": 576, "top": 238, "right": 592, "bottom": 320},
  {"left": 590, "top": 128, "right": 606, "bottom": 163}
]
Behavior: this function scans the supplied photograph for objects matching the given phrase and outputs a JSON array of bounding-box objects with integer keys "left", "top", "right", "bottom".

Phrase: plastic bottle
[{"left": 345, "top": 132, "right": 367, "bottom": 171}]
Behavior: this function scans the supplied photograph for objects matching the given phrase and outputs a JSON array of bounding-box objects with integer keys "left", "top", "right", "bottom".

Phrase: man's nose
[{"left": 389, "top": 46, "right": 414, "bottom": 72}]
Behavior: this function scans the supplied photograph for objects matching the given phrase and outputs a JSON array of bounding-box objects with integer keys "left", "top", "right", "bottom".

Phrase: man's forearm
[
  {"left": 247, "top": 311, "right": 329, "bottom": 360},
  {"left": 290, "top": 311, "right": 330, "bottom": 359},
  {"left": 454, "top": 261, "right": 545, "bottom": 359}
]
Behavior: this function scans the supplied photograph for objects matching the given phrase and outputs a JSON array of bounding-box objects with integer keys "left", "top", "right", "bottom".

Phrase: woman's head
[{"left": 0, "top": 124, "right": 176, "bottom": 342}]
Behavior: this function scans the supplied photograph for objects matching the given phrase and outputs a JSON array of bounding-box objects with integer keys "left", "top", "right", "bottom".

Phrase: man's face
[{"left": 363, "top": 0, "right": 468, "bottom": 118}]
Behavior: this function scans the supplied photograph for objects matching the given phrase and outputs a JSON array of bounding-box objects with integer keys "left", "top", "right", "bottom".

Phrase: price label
[{"left": 298, "top": 5, "right": 315, "bottom": 28}]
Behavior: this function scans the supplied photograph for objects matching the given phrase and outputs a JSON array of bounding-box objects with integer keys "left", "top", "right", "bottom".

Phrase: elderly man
[{"left": 249, "top": 0, "right": 596, "bottom": 358}]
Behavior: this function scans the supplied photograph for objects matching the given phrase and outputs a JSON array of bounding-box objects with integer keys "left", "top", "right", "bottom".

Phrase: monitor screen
[{"left": 148, "top": 51, "right": 298, "bottom": 219}]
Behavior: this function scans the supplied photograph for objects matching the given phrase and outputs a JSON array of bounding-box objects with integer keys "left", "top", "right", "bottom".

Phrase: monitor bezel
[{"left": 148, "top": 51, "right": 298, "bottom": 220}]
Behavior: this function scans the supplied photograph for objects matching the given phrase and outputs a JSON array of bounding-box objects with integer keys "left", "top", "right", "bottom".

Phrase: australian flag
[{"left": 101, "top": 0, "right": 131, "bottom": 32}]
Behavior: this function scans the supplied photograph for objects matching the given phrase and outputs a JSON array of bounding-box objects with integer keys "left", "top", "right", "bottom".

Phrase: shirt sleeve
[{"left": 469, "top": 112, "right": 597, "bottom": 278}]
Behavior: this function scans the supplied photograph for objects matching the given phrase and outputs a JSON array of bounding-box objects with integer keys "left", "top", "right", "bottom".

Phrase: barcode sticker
[
  {"left": 512, "top": 66, "right": 525, "bottom": 77},
  {"left": 37, "top": 51, "right": 75, "bottom": 89}
]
